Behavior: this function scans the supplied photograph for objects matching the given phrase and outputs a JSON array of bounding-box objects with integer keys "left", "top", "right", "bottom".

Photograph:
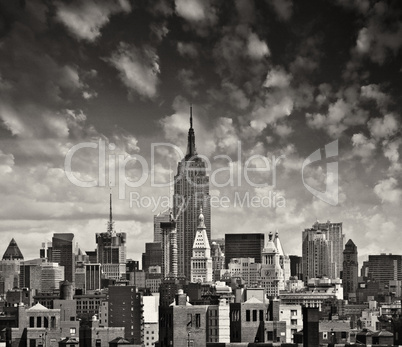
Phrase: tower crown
[
  {"left": 198, "top": 207, "right": 206, "bottom": 229},
  {"left": 185, "top": 106, "right": 197, "bottom": 160}
]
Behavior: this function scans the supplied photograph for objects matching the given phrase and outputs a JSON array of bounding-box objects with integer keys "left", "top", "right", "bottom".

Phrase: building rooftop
[{"left": 2, "top": 238, "right": 24, "bottom": 260}]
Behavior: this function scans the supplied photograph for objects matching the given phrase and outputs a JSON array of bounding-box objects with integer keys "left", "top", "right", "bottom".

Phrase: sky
[{"left": 0, "top": 0, "right": 401, "bottom": 267}]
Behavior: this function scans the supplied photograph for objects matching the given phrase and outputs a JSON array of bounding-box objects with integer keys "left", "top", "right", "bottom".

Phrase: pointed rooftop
[
  {"left": 192, "top": 209, "right": 210, "bottom": 250},
  {"left": 262, "top": 232, "right": 278, "bottom": 254},
  {"left": 2, "top": 238, "right": 24, "bottom": 260},
  {"left": 273, "top": 230, "right": 286, "bottom": 256},
  {"left": 185, "top": 105, "right": 197, "bottom": 160},
  {"left": 27, "top": 303, "right": 48, "bottom": 311},
  {"left": 344, "top": 239, "right": 357, "bottom": 252}
]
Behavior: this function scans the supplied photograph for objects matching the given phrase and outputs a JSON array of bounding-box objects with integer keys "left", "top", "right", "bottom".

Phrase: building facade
[
  {"left": 343, "top": 239, "right": 358, "bottom": 300},
  {"left": 224, "top": 234, "right": 265, "bottom": 269}
]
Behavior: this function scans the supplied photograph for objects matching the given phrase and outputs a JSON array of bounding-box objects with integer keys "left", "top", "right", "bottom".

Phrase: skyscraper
[
  {"left": 302, "top": 220, "right": 345, "bottom": 282},
  {"left": 154, "top": 209, "right": 171, "bottom": 243},
  {"left": 190, "top": 209, "right": 213, "bottom": 283},
  {"left": 302, "top": 229, "right": 330, "bottom": 282},
  {"left": 224, "top": 233, "right": 265, "bottom": 268},
  {"left": 51, "top": 233, "right": 75, "bottom": 283},
  {"left": 174, "top": 107, "right": 211, "bottom": 279},
  {"left": 343, "top": 239, "right": 358, "bottom": 300},
  {"left": 96, "top": 194, "right": 127, "bottom": 280},
  {"left": 363, "top": 253, "right": 402, "bottom": 286}
]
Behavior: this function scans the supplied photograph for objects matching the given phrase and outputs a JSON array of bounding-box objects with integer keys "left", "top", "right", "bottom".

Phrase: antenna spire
[
  {"left": 190, "top": 104, "right": 193, "bottom": 129},
  {"left": 108, "top": 189, "right": 114, "bottom": 233},
  {"left": 185, "top": 105, "right": 197, "bottom": 160}
]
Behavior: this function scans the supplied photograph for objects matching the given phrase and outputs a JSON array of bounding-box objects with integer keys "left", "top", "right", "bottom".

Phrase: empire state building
[{"left": 174, "top": 107, "right": 211, "bottom": 279}]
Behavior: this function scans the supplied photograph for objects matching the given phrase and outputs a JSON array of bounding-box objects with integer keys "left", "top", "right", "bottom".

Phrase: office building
[
  {"left": 363, "top": 253, "right": 402, "bottom": 286},
  {"left": 303, "top": 221, "right": 345, "bottom": 281},
  {"left": 51, "top": 233, "right": 76, "bottom": 283},
  {"left": 302, "top": 228, "right": 331, "bottom": 282},
  {"left": 174, "top": 108, "right": 211, "bottom": 279},
  {"left": 343, "top": 239, "right": 358, "bottom": 300},
  {"left": 96, "top": 194, "right": 127, "bottom": 280},
  {"left": 211, "top": 241, "right": 225, "bottom": 282},
  {"left": 290, "top": 255, "right": 303, "bottom": 280},
  {"left": 108, "top": 285, "right": 144, "bottom": 344},
  {"left": 142, "top": 242, "right": 163, "bottom": 272},
  {"left": 224, "top": 233, "right": 265, "bottom": 268},
  {"left": 40, "top": 262, "right": 65, "bottom": 293},
  {"left": 154, "top": 209, "right": 171, "bottom": 243}
]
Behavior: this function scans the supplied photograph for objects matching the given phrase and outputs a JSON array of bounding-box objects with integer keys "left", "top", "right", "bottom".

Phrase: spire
[
  {"left": 197, "top": 207, "right": 206, "bottom": 229},
  {"left": 107, "top": 191, "right": 114, "bottom": 233},
  {"left": 185, "top": 105, "right": 197, "bottom": 160}
]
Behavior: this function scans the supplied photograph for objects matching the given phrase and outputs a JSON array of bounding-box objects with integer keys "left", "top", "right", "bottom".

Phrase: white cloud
[
  {"left": 55, "top": 0, "right": 131, "bottom": 42},
  {"left": 374, "top": 177, "right": 402, "bottom": 204},
  {"left": 368, "top": 114, "right": 399, "bottom": 140},
  {"left": 306, "top": 99, "right": 367, "bottom": 138},
  {"left": 250, "top": 95, "right": 293, "bottom": 131},
  {"left": 351, "top": 133, "right": 376, "bottom": 161},
  {"left": 264, "top": 66, "right": 292, "bottom": 88},
  {"left": 105, "top": 43, "right": 160, "bottom": 99},
  {"left": 361, "top": 84, "right": 390, "bottom": 109},
  {"left": 247, "top": 32, "right": 270, "bottom": 59}
]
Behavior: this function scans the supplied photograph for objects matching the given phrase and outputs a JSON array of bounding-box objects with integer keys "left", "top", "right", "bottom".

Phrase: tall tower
[
  {"left": 312, "top": 220, "right": 345, "bottom": 278},
  {"left": 302, "top": 228, "right": 331, "bottom": 282},
  {"left": 95, "top": 193, "right": 127, "bottom": 280},
  {"left": 343, "top": 239, "right": 358, "bottom": 300},
  {"left": 51, "top": 233, "right": 75, "bottom": 283},
  {"left": 190, "top": 209, "right": 213, "bottom": 283},
  {"left": 260, "top": 232, "right": 284, "bottom": 297},
  {"left": 174, "top": 107, "right": 211, "bottom": 279}
]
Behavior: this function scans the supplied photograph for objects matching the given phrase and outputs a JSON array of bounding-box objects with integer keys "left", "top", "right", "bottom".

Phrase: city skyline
[{"left": 0, "top": 0, "right": 401, "bottom": 264}]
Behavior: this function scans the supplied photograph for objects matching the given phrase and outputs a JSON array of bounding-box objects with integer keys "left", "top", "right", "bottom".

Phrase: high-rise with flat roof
[
  {"left": 224, "top": 233, "right": 265, "bottom": 268},
  {"left": 363, "top": 253, "right": 402, "bottom": 286},
  {"left": 108, "top": 285, "right": 144, "bottom": 344},
  {"left": 51, "top": 233, "right": 75, "bottom": 283},
  {"left": 154, "top": 210, "right": 171, "bottom": 243},
  {"left": 302, "top": 220, "right": 345, "bottom": 282}
]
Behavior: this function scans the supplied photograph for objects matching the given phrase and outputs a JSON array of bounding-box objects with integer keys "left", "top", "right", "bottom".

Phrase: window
[
  {"left": 323, "top": 332, "right": 328, "bottom": 339},
  {"left": 267, "top": 331, "right": 273, "bottom": 341},
  {"left": 291, "top": 319, "right": 297, "bottom": 325},
  {"left": 291, "top": 310, "right": 297, "bottom": 316},
  {"left": 187, "top": 314, "right": 192, "bottom": 327},
  {"left": 29, "top": 317, "right": 34, "bottom": 328},
  {"left": 341, "top": 332, "right": 347, "bottom": 339},
  {"left": 252, "top": 310, "right": 257, "bottom": 322},
  {"left": 51, "top": 316, "right": 56, "bottom": 328},
  {"left": 37, "top": 316, "right": 42, "bottom": 328},
  {"left": 259, "top": 310, "right": 264, "bottom": 321},
  {"left": 44, "top": 317, "right": 49, "bottom": 328},
  {"left": 195, "top": 314, "right": 201, "bottom": 328},
  {"left": 70, "top": 328, "right": 76, "bottom": 334},
  {"left": 246, "top": 310, "right": 250, "bottom": 321}
]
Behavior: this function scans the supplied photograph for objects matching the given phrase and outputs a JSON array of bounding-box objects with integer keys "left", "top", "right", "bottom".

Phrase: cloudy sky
[{"left": 0, "top": 0, "right": 401, "bottom": 267}]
